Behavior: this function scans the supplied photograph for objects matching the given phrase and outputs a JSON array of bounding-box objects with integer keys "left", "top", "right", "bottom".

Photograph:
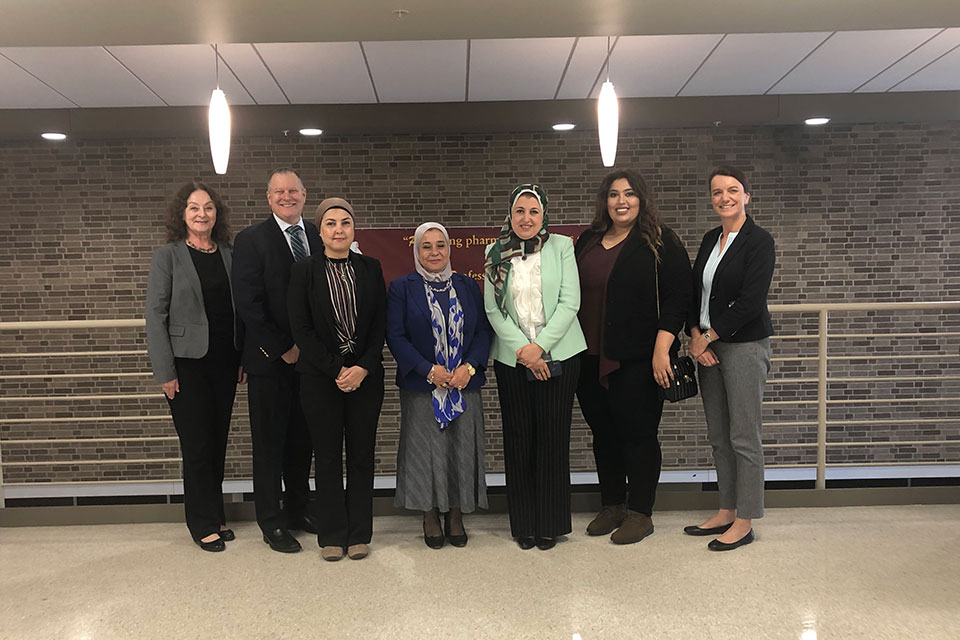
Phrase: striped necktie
[{"left": 286, "top": 225, "right": 307, "bottom": 262}]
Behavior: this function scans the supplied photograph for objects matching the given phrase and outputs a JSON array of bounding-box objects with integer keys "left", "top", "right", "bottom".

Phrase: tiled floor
[{"left": 0, "top": 505, "right": 957, "bottom": 639}]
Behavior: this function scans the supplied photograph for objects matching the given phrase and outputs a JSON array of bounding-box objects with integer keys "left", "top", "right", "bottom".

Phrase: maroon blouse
[{"left": 577, "top": 236, "right": 625, "bottom": 385}]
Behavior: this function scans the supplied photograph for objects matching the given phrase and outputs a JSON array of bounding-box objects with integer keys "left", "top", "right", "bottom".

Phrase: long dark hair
[
  {"left": 590, "top": 169, "right": 663, "bottom": 259},
  {"left": 164, "top": 181, "right": 231, "bottom": 243}
]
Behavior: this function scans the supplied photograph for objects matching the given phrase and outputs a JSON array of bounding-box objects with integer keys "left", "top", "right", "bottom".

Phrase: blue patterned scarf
[{"left": 424, "top": 279, "right": 465, "bottom": 431}]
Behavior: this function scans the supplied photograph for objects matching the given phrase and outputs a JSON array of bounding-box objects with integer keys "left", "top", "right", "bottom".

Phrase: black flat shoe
[
  {"left": 218, "top": 528, "right": 235, "bottom": 542},
  {"left": 287, "top": 514, "right": 319, "bottom": 535},
  {"left": 262, "top": 528, "right": 302, "bottom": 553},
  {"left": 708, "top": 529, "right": 755, "bottom": 551},
  {"left": 443, "top": 512, "right": 468, "bottom": 548},
  {"left": 195, "top": 536, "right": 225, "bottom": 552},
  {"left": 516, "top": 536, "right": 536, "bottom": 550},
  {"left": 683, "top": 522, "right": 733, "bottom": 536},
  {"left": 535, "top": 537, "right": 556, "bottom": 551}
]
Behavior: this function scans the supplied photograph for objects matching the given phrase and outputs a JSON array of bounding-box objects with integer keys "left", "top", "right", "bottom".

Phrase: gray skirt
[{"left": 393, "top": 389, "right": 488, "bottom": 513}]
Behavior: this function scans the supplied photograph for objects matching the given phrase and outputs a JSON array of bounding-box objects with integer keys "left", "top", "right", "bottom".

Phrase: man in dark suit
[{"left": 232, "top": 168, "right": 321, "bottom": 553}]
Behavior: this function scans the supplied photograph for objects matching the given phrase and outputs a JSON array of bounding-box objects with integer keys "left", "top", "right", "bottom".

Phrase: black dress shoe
[
  {"left": 195, "top": 536, "right": 225, "bottom": 552},
  {"left": 262, "top": 528, "right": 302, "bottom": 553},
  {"left": 516, "top": 536, "right": 536, "bottom": 550},
  {"left": 424, "top": 534, "right": 445, "bottom": 550},
  {"left": 683, "top": 522, "right": 733, "bottom": 536},
  {"left": 443, "top": 512, "right": 468, "bottom": 548},
  {"left": 287, "top": 514, "right": 319, "bottom": 535},
  {"left": 535, "top": 537, "right": 556, "bottom": 551},
  {"left": 218, "top": 528, "right": 235, "bottom": 542},
  {"left": 708, "top": 529, "right": 755, "bottom": 551}
]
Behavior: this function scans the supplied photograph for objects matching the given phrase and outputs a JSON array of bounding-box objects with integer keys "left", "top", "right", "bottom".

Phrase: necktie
[{"left": 286, "top": 225, "right": 307, "bottom": 262}]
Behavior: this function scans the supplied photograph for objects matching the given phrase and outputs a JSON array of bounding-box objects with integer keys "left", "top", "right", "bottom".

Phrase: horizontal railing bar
[
  {"left": 763, "top": 400, "right": 818, "bottom": 405},
  {"left": 768, "top": 378, "right": 820, "bottom": 384},
  {"left": 827, "top": 397, "right": 960, "bottom": 405},
  {"left": 0, "top": 373, "right": 152, "bottom": 380},
  {"left": 0, "top": 415, "right": 170, "bottom": 424},
  {"left": 0, "top": 394, "right": 160, "bottom": 402},
  {"left": 828, "top": 375, "right": 960, "bottom": 383},
  {"left": 826, "top": 418, "right": 960, "bottom": 425},
  {"left": 1, "top": 437, "right": 178, "bottom": 445},
  {"left": 827, "top": 440, "right": 960, "bottom": 447},
  {"left": 0, "top": 350, "right": 147, "bottom": 358},
  {"left": 762, "top": 421, "right": 818, "bottom": 427},
  {"left": 0, "top": 319, "right": 145, "bottom": 330},
  {"left": 827, "top": 332, "right": 960, "bottom": 339},
  {"left": 768, "top": 301, "right": 960, "bottom": 312},
  {"left": 1, "top": 457, "right": 183, "bottom": 466},
  {"left": 829, "top": 354, "right": 957, "bottom": 361},
  {"left": 771, "top": 335, "right": 819, "bottom": 341},
  {"left": 825, "top": 461, "right": 960, "bottom": 467}
]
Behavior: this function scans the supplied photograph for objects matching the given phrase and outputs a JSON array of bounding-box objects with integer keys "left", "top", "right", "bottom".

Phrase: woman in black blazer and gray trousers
[
  {"left": 288, "top": 198, "right": 387, "bottom": 562},
  {"left": 146, "top": 182, "right": 244, "bottom": 552},
  {"left": 685, "top": 166, "right": 775, "bottom": 551}
]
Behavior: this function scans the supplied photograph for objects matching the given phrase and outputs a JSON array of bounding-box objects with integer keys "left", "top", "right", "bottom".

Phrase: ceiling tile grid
[
  {"left": 0, "top": 52, "right": 76, "bottom": 108},
  {"left": 862, "top": 27, "right": 960, "bottom": 92},
  {"left": 468, "top": 37, "right": 575, "bottom": 101},
  {"left": 767, "top": 28, "right": 943, "bottom": 94},
  {"left": 363, "top": 40, "right": 468, "bottom": 103},
  {"left": 217, "top": 43, "right": 289, "bottom": 104},
  {"left": 253, "top": 42, "right": 376, "bottom": 104}
]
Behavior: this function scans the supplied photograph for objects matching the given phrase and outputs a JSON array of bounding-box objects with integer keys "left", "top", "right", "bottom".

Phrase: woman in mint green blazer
[{"left": 483, "top": 183, "right": 586, "bottom": 551}]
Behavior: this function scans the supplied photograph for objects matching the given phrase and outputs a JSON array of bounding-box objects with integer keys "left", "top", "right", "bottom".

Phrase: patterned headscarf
[
  {"left": 413, "top": 222, "right": 453, "bottom": 283},
  {"left": 483, "top": 183, "right": 550, "bottom": 317}
]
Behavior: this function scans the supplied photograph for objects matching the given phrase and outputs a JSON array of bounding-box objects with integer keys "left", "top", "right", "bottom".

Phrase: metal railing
[{"left": 1, "top": 301, "right": 959, "bottom": 507}]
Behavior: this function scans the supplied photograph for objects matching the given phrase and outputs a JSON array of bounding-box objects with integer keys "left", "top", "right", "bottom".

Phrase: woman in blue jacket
[{"left": 387, "top": 222, "right": 492, "bottom": 549}]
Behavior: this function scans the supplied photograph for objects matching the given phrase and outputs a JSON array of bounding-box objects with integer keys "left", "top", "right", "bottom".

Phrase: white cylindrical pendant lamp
[
  {"left": 208, "top": 88, "right": 231, "bottom": 175},
  {"left": 597, "top": 80, "right": 619, "bottom": 168}
]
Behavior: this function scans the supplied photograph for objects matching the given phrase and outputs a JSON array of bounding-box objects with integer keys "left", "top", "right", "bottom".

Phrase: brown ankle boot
[
  {"left": 610, "top": 510, "right": 654, "bottom": 544},
  {"left": 586, "top": 504, "right": 628, "bottom": 536}
]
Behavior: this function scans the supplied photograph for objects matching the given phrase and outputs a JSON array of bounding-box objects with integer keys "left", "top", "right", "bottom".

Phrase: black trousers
[
  {"left": 247, "top": 365, "right": 314, "bottom": 532},
  {"left": 167, "top": 356, "right": 237, "bottom": 541},
  {"left": 494, "top": 357, "right": 580, "bottom": 539},
  {"left": 576, "top": 354, "right": 664, "bottom": 516},
  {"left": 300, "top": 368, "right": 384, "bottom": 547}
]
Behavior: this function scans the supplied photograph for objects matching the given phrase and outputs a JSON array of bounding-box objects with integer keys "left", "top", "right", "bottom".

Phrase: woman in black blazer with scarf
[
  {"left": 288, "top": 198, "right": 387, "bottom": 561},
  {"left": 575, "top": 169, "right": 691, "bottom": 545},
  {"left": 685, "top": 166, "right": 775, "bottom": 552}
]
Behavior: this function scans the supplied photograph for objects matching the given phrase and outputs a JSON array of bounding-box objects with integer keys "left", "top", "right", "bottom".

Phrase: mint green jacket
[{"left": 483, "top": 234, "right": 587, "bottom": 366}]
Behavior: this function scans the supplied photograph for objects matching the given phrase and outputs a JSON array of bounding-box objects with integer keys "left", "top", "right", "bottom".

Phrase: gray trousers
[{"left": 698, "top": 338, "right": 771, "bottom": 520}]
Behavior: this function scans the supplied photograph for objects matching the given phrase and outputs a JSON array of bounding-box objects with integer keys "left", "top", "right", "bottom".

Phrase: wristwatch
[
  {"left": 702, "top": 330, "right": 713, "bottom": 343},
  {"left": 465, "top": 363, "right": 476, "bottom": 376}
]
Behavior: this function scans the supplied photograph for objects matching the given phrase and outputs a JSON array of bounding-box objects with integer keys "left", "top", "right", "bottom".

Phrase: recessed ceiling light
[
  {"left": 41, "top": 132, "right": 67, "bottom": 141},
  {"left": 552, "top": 123, "right": 576, "bottom": 131},
  {"left": 804, "top": 117, "right": 830, "bottom": 126},
  {"left": 299, "top": 128, "right": 323, "bottom": 136}
]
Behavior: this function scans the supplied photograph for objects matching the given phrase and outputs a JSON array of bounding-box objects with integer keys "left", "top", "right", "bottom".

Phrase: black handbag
[
  {"left": 659, "top": 355, "right": 698, "bottom": 403},
  {"left": 655, "top": 256, "right": 698, "bottom": 403}
]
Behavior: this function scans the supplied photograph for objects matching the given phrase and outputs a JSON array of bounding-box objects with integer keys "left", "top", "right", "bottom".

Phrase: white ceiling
[{"left": 0, "top": 28, "right": 958, "bottom": 110}]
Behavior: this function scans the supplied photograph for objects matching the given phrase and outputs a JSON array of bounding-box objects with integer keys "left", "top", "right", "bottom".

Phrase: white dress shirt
[
  {"left": 272, "top": 214, "right": 311, "bottom": 258},
  {"left": 700, "top": 231, "right": 739, "bottom": 330}
]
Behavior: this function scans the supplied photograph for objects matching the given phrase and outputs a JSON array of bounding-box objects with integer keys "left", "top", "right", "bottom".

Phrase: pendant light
[
  {"left": 208, "top": 44, "right": 231, "bottom": 175},
  {"left": 597, "top": 36, "right": 619, "bottom": 168}
]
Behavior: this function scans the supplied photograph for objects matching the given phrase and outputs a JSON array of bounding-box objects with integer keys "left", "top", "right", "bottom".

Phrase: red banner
[{"left": 354, "top": 225, "right": 587, "bottom": 289}]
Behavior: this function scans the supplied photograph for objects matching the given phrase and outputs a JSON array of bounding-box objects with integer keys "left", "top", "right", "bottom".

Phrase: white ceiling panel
[
  {"left": 254, "top": 42, "right": 375, "bottom": 104},
  {"left": 469, "top": 38, "right": 575, "bottom": 101},
  {"left": 592, "top": 34, "right": 724, "bottom": 98},
  {"left": 891, "top": 39, "right": 960, "bottom": 92},
  {"left": 1, "top": 47, "right": 163, "bottom": 108},
  {"left": 106, "top": 44, "right": 256, "bottom": 106},
  {"left": 363, "top": 40, "right": 467, "bottom": 103},
  {"left": 680, "top": 32, "right": 830, "bottom": 96},
  {"left": 217, "top": 43, "right": 288, "bottom": 104},
  {"left": 556, "top": 37, "right": 610, "bottom": 100},
  {"left": 768, "top": 29, "right": 941, "bottom": 94},
  {"left": 0, "top": 53, "right": 74, "bottom": 108},
  {"left": 857, "top": 28, "right": 960, "bottom": 92}
]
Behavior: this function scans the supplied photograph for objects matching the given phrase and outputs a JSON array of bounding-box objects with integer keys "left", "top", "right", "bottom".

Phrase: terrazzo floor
[{"left": 1, "top": 505, "right": 958, "bottom": 639}]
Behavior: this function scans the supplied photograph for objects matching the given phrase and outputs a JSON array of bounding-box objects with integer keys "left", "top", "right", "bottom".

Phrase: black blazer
[
  {"left": 287, "top": 252, "right": 387, "bottom": 379},
  {"left": 231, "top": 216, "right": 322, "bottom": 375},
  {"left": 575, "top": 225, "right": 691, "bottom": 361},
  {"left": 687, "top": 215, "right": 775, "bottom": 342}
]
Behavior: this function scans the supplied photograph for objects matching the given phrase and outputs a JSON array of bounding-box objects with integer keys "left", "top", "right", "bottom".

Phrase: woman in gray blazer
[{"left": 146, "top": 182, "right": 245, "bottom": 552}]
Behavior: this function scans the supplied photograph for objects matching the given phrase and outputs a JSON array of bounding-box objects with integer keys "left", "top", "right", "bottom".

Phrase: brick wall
[{"left": 1, "top": 122, "right": 959, "bottom": 485}]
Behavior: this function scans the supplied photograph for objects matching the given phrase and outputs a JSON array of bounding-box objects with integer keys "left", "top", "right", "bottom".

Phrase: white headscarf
[{"left": 413, "top": 222, "right": 453, "bottom": 282}]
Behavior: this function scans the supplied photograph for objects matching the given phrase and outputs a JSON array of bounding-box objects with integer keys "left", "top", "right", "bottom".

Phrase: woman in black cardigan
[
  {"left": 684, "top": 166, "right": 775, "bottom": 552},
  {"left": 288, "top": 198, "right": 387, "bottom": 562},
  {"left": 575, "top": 169, "right": 691, "bottom": 545}
]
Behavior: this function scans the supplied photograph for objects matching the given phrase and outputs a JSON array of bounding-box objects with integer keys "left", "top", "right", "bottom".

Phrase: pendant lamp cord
[{"left": 214, "top": 43, "right": 220, "bottom": 89}]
